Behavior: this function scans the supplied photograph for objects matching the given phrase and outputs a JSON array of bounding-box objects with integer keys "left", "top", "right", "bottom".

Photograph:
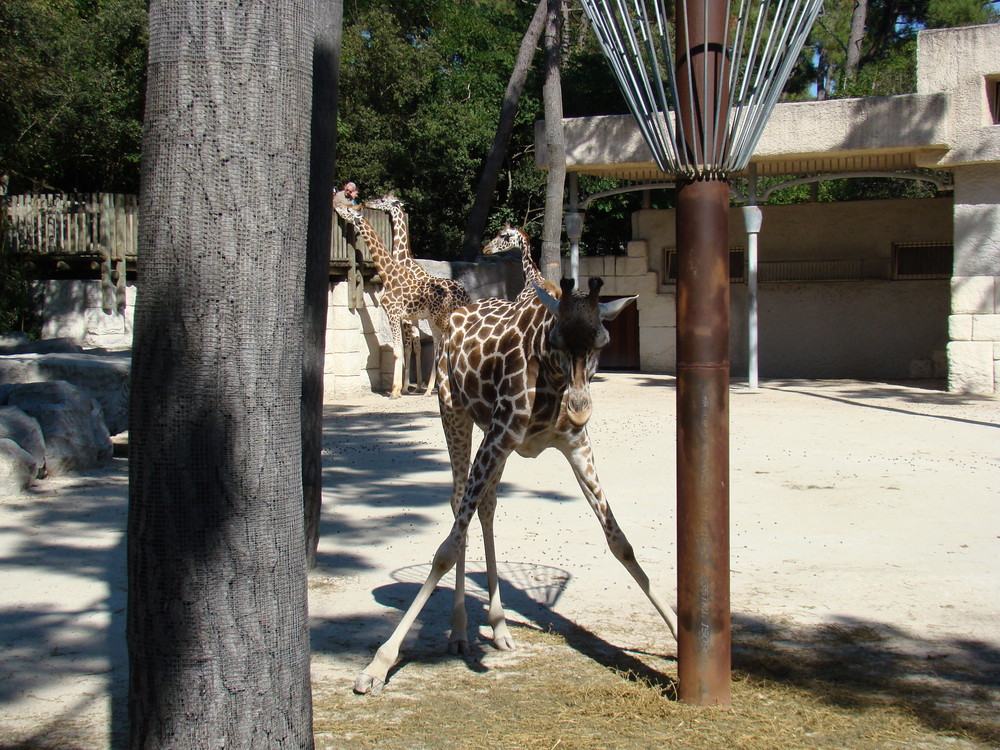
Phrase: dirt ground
[{"left": 1, "top": 374, "right": 999, "bottom": 748}]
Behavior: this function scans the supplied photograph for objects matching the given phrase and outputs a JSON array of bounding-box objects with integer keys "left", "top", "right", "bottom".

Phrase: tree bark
[
  {"left": 540, "top": 0, "right": 566, "bottom": 282},
  {"left": 460, "top": 0, "right": 547, "bottom": 262},
  {"left": 303, "top": 0, "right": 343, "bottom": 569},
  {"left": 845, "top": 0, "right": 867, "bottom": 82},
  {"left": 128, "top": 1, "right": 314, "bottom": 746}
]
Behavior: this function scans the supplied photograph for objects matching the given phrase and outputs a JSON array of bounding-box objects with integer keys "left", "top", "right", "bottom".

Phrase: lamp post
[
  {"left": 742, "top": 203, "right": 762, "bottom": 391},
  {"left": 580, "top": 0, "right": 823, "bottom": 706},
  {"left": 565, "top": 210, "right": 585, "bottom": 288}
]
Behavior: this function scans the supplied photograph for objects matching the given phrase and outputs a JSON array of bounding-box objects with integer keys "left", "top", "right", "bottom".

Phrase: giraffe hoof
[
  {"left": 447, "top": 638, "right": 470, "bottom": 656},
  {"left": 353, "top": 672, "right": 385, "bottom": 695},
  {"left": 494, "top": 634, "right": 516, "bottom": 651}
]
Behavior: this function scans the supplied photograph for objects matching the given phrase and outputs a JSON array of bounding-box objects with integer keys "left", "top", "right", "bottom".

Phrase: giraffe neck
[
  {"left": 351, "top": 213, "right": 409, "bottom": 282},
  {"left": 386, "top": 205, "right": 411, "bottom": 261}
]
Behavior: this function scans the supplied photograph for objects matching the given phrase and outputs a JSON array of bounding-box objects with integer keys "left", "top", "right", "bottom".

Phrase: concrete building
[{"left": 537, "top": 23, "right": 1000, "bottom": 393}]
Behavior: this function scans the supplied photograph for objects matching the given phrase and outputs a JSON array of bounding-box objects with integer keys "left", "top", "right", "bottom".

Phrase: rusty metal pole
[{"left": 675, "top": 0, "right": 732, "bottom": 706}]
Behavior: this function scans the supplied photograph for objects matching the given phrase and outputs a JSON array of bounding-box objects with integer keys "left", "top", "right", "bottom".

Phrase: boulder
[
  {"left": 0, "top": 437, "right": 38, "bottom": 495},
  {"left": 4, "top": 381, "right": 112, "bottom": 475},
  {"left": 0, "top": 405, "right": 47, "bottom": 477},
  {"left": 0, "top": 350, "right": 130, "bottom": 434},
  {"left": 0, "top": 337, "right": 83, "bottom": 355}
]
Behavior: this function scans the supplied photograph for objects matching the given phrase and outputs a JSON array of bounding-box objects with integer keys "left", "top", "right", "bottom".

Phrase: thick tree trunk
[
  {"left": 128, "top": 1, "right": 314, "bottom": 747},
  {"left": 303, "top": 0, "right": 343, "bottom": 569},
  {"left": 460, "top": 0, "right": 547, "bottom": 262},
  {"left": 540, "top": 0, "right": 566, "bottom": 282}
]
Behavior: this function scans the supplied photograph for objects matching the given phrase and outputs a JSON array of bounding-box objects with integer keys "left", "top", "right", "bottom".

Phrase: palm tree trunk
[
  {"left": 460, "top": 0, "right": 547, "bottom": 261},
  {"left": 541, "top": 0, "right": 566, "bottom": 282},
  {"left": 303, "top": 0, "right": 343, "bottom": 569},
  {"left": 128, "top": 1, "right": 314, "bottom": 746}
]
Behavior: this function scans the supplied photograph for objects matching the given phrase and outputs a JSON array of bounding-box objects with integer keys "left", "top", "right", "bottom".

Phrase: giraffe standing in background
[
  {"left": 481, "top": 222, "right": 549, "bottom": 302},
  {"left": 334, "top": 203, "right": 470, "bottom": 399},
  {"left": 353, "top": 276, "right": 678, "bottom": 695},
  {"left": 364, "top": 193, "right": 472, "bottom": 396}
]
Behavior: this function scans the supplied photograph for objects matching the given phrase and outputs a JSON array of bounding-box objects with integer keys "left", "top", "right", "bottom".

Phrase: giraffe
[
  {"left": 353, "top": 276, "right": 678, "bottom": 695},
  {"left": 480, "top": 222, "right": 547, "bottom": 302},
  {"left": 335, "top": 203, "right": 470, "bottom": 399},
  {"left": 364, "top": 193, "right": 472, "bottom": 396}
]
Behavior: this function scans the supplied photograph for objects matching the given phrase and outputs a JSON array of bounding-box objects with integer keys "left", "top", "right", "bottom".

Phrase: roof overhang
[{"left": 536, "top": 92, "right": 953, "bottom": 181}]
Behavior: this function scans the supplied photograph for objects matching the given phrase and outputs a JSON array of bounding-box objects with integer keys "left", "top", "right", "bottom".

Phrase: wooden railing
[
  {"left": 5, "top": 193, "right": 390, "bottom": 268},
  {"left": 4, "top": 193, "right": 138, "bottom": 260}
]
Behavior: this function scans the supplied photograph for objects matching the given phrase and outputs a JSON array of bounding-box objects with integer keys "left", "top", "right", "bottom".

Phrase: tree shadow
[
  {"left": 0, "top": 461, "right": 129, "bottom": 748},
  {"left": 762, "top": 380, "right": 1000, "bottom": 429},
  {"left": 312, "top": 403, "right": 578, "bottom": 576},
  {"left": 731, "top": 613, "right": 1000, "bottom": 745},
  {"left": 314, "top": 563, "right": 1000, "bottom": 743}
]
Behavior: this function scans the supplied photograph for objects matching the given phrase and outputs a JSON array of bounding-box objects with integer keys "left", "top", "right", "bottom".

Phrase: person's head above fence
[{"left": 334, "top": 182, "right": 359, "bottom": 206}]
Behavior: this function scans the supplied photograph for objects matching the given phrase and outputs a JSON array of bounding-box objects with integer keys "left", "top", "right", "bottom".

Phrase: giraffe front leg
[
  {"left": 443, "top": 409, "right": 473, "bottom": 654},
  {"left": 560, "top": 436, "right": 678, "bottom": 640},
  {"left": 478, "top": 475, "right": 515, "bottom": 650},
  {"left": 448, "top": 536, "right": 469, "bottom": 654},
  {"left": 355, "top": 526, "right": 467, "bottom": 694},
  {"left": 388, "top": 317, "right": 404, "bottom": 399}
]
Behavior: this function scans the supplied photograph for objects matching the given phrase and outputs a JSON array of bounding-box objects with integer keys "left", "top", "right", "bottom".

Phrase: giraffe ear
[
  {"left": 532, "top": 282, "right": 561, "bottom": 315},
  {"left": 598, "top": 295, "right": 637, "bottom": 321}
]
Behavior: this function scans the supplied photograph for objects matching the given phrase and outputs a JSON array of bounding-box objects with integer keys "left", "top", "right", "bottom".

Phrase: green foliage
[
  {"left": 805, "top": 0, "right": 998, "bottom": 100},
  {"left": 0, "top": 0, "right": 147, "bottom": 193},
  {"left": 0, "top": 199, "right": 42, "bottom": 337},
  {"left": 337, "top": 0, "right": 538, "bottom": 259}
]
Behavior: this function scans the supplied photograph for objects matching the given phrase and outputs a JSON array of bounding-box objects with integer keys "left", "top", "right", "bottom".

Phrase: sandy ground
[{"left": 1, "top": 374, "right": 999, "bottom": 747}]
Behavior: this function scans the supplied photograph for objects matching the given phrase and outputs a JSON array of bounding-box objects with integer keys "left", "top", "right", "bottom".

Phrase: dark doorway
[{"left": 599, "top": 295, "right": 640, "bottom": 370}]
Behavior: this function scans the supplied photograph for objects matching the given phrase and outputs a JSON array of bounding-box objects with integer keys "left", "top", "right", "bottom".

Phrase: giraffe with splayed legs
[
  {"left": 353, "top": 276, "right": 678, "bottom": 695},
  {"left": 364, "top": 193, "right": 472, "bottom": 396},
  {"left": 335, "top": 203, "right": 470, "bottom": 398}
]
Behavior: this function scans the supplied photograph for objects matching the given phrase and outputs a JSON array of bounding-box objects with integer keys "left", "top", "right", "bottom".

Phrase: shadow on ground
[{"left": 313, "top": 567, "right": 1000, "bottom": 745}]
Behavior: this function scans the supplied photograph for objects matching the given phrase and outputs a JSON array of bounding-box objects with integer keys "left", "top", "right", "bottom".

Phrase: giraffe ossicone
[{"left": 353, "top": 275, "right": 678, "bottom": 696}]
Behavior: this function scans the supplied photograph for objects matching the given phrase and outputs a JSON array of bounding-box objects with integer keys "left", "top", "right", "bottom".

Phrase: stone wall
[
  {"left": 579, "top": 197, "right": 954, "bottom": 380},
  {"left": 949, "top": 164, "right": 1000, "bottom": 393}
]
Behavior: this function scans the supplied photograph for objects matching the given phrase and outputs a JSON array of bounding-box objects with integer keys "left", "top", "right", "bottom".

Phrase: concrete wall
[
  {"left": 21, "top": 197, "right": 962, "bottom": 391},
  {"left": 578, "top": 197, "right": 953, "bottom": 380},
  {"left": 33, "top": 280, "right": 136, "bottom": 351}
]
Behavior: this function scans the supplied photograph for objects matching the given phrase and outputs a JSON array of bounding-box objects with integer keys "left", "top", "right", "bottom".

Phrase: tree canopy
[
  {"left": 1, "top": 0, "right": 997, "bottom": 256},
  {"left": 0, "top": 0, "right": 147, "bottom": 192}
]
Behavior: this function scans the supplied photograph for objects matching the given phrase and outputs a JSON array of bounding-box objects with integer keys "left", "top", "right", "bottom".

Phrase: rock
[
  {"left": 0, "top": 337, "right": 83, "bottom": 355},
  {"left": 0, "top": 437, "right": 38, "bottom": 495},
  {"left": 0, "top": 406, "right": 47, "bottom": 478},
  {"left": 4, "top": 381, "right": 112, "bottom": 475},
  {"left": 0, "top": 350, "right": 130, "bottom": 435}
]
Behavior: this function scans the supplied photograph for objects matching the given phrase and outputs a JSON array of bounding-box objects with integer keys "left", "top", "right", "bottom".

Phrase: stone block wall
[
  {"left": 948, "top": 164, "right": 1000, "bottom": 393},
  {"left": 324, "top": 279, "right": 383, "bottom": 399}
]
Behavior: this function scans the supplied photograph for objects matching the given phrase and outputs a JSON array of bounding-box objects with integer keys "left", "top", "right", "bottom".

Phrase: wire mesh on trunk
[{"left": 581, "top": 0, "right": 824, "bottom": 179}]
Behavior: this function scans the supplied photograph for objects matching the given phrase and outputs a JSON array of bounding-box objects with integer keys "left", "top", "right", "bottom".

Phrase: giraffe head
[
  {"left": 334, "top": 203, "right": 363, "bottom": 222},
  {"left": 534, "top": 277, "right": 637, "bottom": 427},
  {"left": 482, "top": 222, "right": 529, "bottom": 256},
  {"left": 364, "top": 191, "right": 403, "bottom": 213}
]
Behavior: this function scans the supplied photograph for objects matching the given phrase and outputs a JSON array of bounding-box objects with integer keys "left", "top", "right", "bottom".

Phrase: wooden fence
[
  {"left": 4, "top": 192, "right": 392, "bottom": 313},
  {"left": 4, "top": 193, "right": 138, "bottom": 260},
  {"left": 5, "top": 192, "right": 386, "bottom": 266}
]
